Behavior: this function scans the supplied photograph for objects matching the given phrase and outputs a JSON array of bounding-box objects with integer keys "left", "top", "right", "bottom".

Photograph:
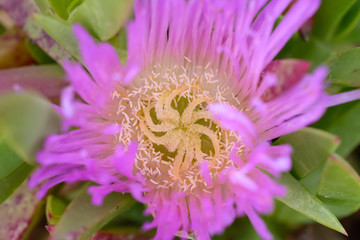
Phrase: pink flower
[{"left": 29, "top": 0, "right": 356, "bottom": 239}]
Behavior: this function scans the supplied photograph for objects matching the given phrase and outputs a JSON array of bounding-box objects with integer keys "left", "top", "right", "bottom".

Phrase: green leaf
[
  {"left": 334, "top": 1, "right": 360, "bottom": 39},
  {"left": 0, "top": 93, "right": 60, "bottom": 165},
  {"left": 276, "top": 36, "right": 332, "bottom": 68},
  {"left": 275, "top": 127, "right": 339, "bottom": 179},
  {"left": 312, "top": 100, "right": 360, "bottom": 156},
  {"left": 312, "top": 0, "right": 356, "bottom": 41},
  {"left": 66, "top": 0, "right": 85, "bottom": 14},
  {"left": 52, "top": 191, "right": 135, "bottom": 240},
  {"left": 0, "top": 137, "right": 33, "bottom": 204},
  {"left": 34, "top": 14, "right": 80, "bottom": 61},
  {"left": 272, "top": 200, "right": 312, "bottom": 226},
  {"left": 48, "top": 0, "right": 74, "bottom": 20},
  {"left": 67, "top": 0, "right": 134, "bottom": 41},
  {"left": 34, "top": 0, "right": 57, "bottom": 17},
  {"left": 46, "top": 195, "right": 68, "bottom": 225},
  {"left": 277, "top": 173, "right": 346, "bottom": 235},
  {"left": 328, "top": 47, "right": 360, "bottom": 86},
  {"left": 317, "top": 154, "right": 360, "bottom": 217},
  {"left": 25, "top": 38, "right": 55, "bottom": 64}
]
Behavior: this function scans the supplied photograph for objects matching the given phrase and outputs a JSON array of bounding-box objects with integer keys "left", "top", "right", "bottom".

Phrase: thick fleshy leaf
[
  {"left": 328, "top": 47, "right": 360, "bottom": 86},
  {"left": 48, "top": 0, "right": 74, "bottom": 20},
  {"left": 317, "top": 154, "right": 360, "bottom": 217},
  {"left": 276, "top": 35, "right": 332, "bottom": 68},
  {"left": 34, "top": 14, "right": 80, "bottom": 61},
  {"left": 312, "top": 100, "right": 360, "bottom": 156},
  {"left": 0, "top": 137, "right": 33, "bottom": 204},
  {"left": 0, "top": 0, "right": 73, "bottom": 63},
  {"left": 312, "top": 0, "right": 356, "bottom": 40},
  {"left": 334, "top": 1, "right": 360, "bottom": 39},
  {"left": 275, "top": 127, "right": 339, "bottom": 179},
  {"left": 277, "top": 173, "right": 346, "bottom": 235},
  {"left": 46, "top": 195, "right": 68, "bottom": 225},
  {"left": 272, "top": 201, "right": 312, "bottom": 225},
  {"left": 34, "top": 0, "right": 57, "bottom": 17},
  {"left": 0, "top": 93, "right": 60, "bottom": 164},
  {"left": 66, "top": 0, "right": 86, "bottom": 14},
  {"left": 25, "top": 39, "right": 55, "bottom": 64},
  {"left": 35, "top": 0, "right": 79, "bottom": 20},
  {"left": 67, "top": 0, "right": 134, "bottom": 41},
  {"left": 52, "top": 192, "right": 134, "bottom": 240},
  {"left": 0, "top": 65, "right": 65, "bottom": 101},
  {"left": 0, "top": 182, "right": 42, "bottom": 239}
]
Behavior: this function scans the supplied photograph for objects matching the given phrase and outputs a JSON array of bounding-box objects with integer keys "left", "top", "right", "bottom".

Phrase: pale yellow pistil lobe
[
  {"left": 114, "top": 64, "right": 240, "bottom": 191},
  {"left": 139, "top": 87, "right": 221, "bottom": 181}
]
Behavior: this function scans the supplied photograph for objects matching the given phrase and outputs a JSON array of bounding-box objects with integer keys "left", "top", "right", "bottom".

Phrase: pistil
[{"left": 114, "top": 63, "right": 243, "bottom": 191}]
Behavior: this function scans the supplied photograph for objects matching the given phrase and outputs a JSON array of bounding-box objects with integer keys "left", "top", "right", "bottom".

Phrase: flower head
[{"left": 29, "top": 0, "right": 329, "bottom": 239}]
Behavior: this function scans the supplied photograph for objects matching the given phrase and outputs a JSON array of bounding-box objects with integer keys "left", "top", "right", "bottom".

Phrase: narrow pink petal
[
  {"left": 258, "top": 66, "right": 328, "bottom": 140},
  {"left": 327, "top": 89, "right": 360, "bottom": 107},
  {"left": 73, "top": 24, "right": 124, "bottom": 89},
  {"left": 245, "top": 206, "right": 273, "bottom": 240},
  {"left": 112, "top": 142, "right": 138, "bottom": 180},
  {"left": 209, "top": 103, "right": 258, "bottom": 148},
  {"left": 60, "top": 86, "right": 75, "bottom": 118},
  {"left": 229, "top": 170, "right": 258, "bottom": 191},
  {"left": 200, "top": 161, "right": 213, "bottom": 186},
  {"left": 265, "top": 0, "right": 321, "bottom": 62},
  {"left": 63, "top": 61, "right": 103, "bottom": 106}
]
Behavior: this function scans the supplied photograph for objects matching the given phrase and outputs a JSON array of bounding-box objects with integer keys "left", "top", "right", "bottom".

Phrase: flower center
[
  {"left": 114, "top": 63, "right": 242, "bottom": 191},
  {"left": 139, "top": 86, "right": 221, "bottom": 181}
]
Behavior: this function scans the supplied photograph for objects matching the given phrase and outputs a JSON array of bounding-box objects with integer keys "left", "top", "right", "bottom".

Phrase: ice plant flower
[{"left": 29, "top": 0, "right": 353, "bottom": 239}]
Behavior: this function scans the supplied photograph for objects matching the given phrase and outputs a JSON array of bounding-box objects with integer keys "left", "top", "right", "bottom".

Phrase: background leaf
[
  {"left": 312, "top": 0, "right": 356, "bottom": 41},
  {"left": 0, "top": 137, "right": 33, "bottom": 204},
  {"left": 25, "top": 39, "right": 55, "bottom": 64},
  {"left": 275, "top": 127, "right": 339, "bottom": 179},
  {"left": 328, "top": 47, "right": 360, "bottom": 87},
  {"left": 317, "top": 154, "right": 360, "bottom": 217},
  {"left": 48, "top": 0, "right": 74, "bottom": 20},
  {"left": 52, "top": 191, "right": 135, "bottom": 240},
  {"left": 312, "top": 100, "right": 360, "bottom": 156},
  {"left": 34, "top": 14, "right": 80, "bottom": 61},
  {"left": 0, "top": 93, "right": 60, "bottom": 164},
  {"left": 46, "top": 195, "right": 68, "bottom": 225},
  {"left": 334, "top": 0, "right": 360, "bottom": 39},
  {"left": 277, "top": 173, "right": 346, "bottom": 235},
  {"left": 67, "top": 0, "right": 134, "bottom": 41}
]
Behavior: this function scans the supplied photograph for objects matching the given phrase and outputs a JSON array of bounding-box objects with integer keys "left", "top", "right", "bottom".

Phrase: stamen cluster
[{"left": 113, "top": 63, "right": 243, "bottom": 192}]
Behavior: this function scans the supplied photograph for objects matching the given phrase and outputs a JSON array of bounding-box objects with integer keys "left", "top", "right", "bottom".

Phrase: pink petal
[{"left": 209, "top": 103, "right": 258, "bottom": 148}]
